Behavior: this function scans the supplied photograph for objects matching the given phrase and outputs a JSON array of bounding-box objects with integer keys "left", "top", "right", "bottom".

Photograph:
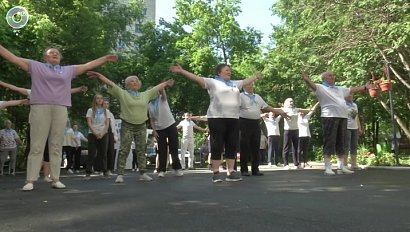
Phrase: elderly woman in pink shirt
[{"left": 0, "top": 44, "right": 117, "bottom": 191}]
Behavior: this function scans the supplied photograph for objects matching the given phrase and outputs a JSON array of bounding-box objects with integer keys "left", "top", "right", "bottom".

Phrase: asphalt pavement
[{"left": 1, "top": 164, "right": 410, "bottom": 232}]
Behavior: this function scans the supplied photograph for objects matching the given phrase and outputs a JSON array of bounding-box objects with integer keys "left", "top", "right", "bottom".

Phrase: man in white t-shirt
[
  {"left": 239, "top": 83, "right": 287, "bottom": 176},
  {"left": 302, "top": 71, "right": 373, "bottom": 175},
  {"left": 177, "top": 112, "right": 207, "bottom": 169}
]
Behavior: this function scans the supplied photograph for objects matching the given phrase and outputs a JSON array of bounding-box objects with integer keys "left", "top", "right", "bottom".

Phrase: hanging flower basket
[
  {"left": 368, "top": 88, "right": 378, "bottom": 97},
  {"left": 379, "top": 81, "right": 393, "bottom": 91}
]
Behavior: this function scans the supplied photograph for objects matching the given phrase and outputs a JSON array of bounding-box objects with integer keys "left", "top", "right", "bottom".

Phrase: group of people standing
[{"left": 0, "top": 42, "right": 372, "bottom": 190}]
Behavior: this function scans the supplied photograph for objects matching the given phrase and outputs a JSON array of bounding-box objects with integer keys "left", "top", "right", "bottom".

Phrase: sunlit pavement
[{"left": 1, "top": 165, "right": 410, "bottom": 232}]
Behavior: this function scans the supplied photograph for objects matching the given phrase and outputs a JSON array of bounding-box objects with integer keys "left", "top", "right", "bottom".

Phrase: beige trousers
[{"left": 26, "top": 105, "right": 67, "bottom": 181}]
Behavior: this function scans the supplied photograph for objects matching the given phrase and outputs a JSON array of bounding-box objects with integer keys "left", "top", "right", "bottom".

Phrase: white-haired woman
[{"left": 87, "top": 71, "right": 175, "bottom": 183}]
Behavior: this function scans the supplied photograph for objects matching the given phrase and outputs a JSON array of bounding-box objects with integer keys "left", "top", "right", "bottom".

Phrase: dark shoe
[
  {"left": 241, "top": 172, "right": 250, "bottom": 176},
  {"left": 212, "top": 172, "right": 223, "bottom": 183},
  {"left": 252, "top": 171, "right": 264, "bottom": 176},
  {"left": 226, "top": 172, "right": 243, "bottom": 182}
]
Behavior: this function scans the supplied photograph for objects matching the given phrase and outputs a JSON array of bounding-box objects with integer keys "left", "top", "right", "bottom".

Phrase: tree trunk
[{"left": 378, "top": 99, "right": 410, "bottom": 140}]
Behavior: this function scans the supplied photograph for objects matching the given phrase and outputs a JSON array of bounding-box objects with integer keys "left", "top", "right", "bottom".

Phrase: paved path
[{"left": 1, "top": 165, "right": 410, "bottom": 232}]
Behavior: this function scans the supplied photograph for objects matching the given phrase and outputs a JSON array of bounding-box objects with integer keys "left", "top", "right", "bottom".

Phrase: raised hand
[
  {"left": 105, "top": 54, "right": 118, "bottom": 62},
  {"left": 169, "top": 64, "right": 183, "bottom": 73}
]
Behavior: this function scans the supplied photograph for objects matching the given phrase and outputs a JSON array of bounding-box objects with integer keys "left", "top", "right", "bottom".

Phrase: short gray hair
[{"left": 124, "top": 76, "right": 141, "bottom": 89}]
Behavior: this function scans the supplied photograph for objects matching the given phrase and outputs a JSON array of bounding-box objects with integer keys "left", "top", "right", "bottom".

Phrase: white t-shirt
[
  {"left": 203, "top": 77, "right": 243, "bottom": 119},
  {"left": 62, "top": 128, "right": 75, "bottom": 146},
  {"left": 239, "top": 92, "right": 268, "bottom": 119},
  {"left": 298, "top": 114, "right": 311, "bottom": 137},
  {"left": 148, "top": 96, "right": 175, "bottom": 130},
  {"left": 177, "top": 119, "right": 197, "bottom": 139},
  {"left": 73, "top": 130, "right": 87, "bottom": 147},
  {"left": 315, "top": 84, "right": 350, "bottom": 118},
  {"left": 282, "top": 107, "right": 300, "bottom": 130},
  {"left": 86, "top": 108, "right": 108, "bottom": 134},
  {"left": 264, "top": 116, "right": 281, "bottom": 136},
  {"left": 346, "top": 102, "right": 359, "bottom": 129}
]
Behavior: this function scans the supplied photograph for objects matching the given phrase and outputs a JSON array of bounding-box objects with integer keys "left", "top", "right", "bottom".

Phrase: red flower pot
[
  {"left": 368, "top": 88, "right": 378, "bottom": 97},
  {"left": 379, "top": 82, "right": 392, "bottom": 91}
]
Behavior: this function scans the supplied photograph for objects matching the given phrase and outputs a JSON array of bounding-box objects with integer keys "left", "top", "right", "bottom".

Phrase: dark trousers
[
  {"left": 73, "top": 146, "right": 82, "bottom": 170},
  {"left": 86, "top": 133, "right": 108, "bottom": 174},
  {"left": 106, "top": 128, "right": 116, "bottom": 171},
  {"left": 282, "top": 130, "right": 299, "bottom": 166},
  {"left": 268, "top": 135, "right": 281, "bottom": 165},
  {"left": 239, "top": 118, "right": 261, "bottom": 173},
  {"left": 157, "top": 123, "right": 182, "bottom": 172},
  {"left": 298, "top": 136, "right": 310, "bottom": 163},
  {"left": 63, "top": 146, "right": 75, "bottom": 170},
  {"left": 132, "top": 149, "right": 138, "bottom": 169}
]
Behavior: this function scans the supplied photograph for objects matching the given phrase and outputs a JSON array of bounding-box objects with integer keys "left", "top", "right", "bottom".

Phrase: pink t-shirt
[{"left": 28, "top": 60, "right": 76, "bottom": 106}]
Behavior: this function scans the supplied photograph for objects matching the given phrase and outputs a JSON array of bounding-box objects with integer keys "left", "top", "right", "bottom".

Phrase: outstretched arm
[
  {"left": 350, "top": 82, "right": 374, "bottom": 95},
  {"left": 262, "top": 106, "right": 290, "bottom": 120},
  {"left": 75, "top": 54, "right": 118, "bottom": 76},
  {"left": 194, "top": 125, "right": 207, "bottom": 132},
  {"left": 191, "top": 115, "right": 208, "bottom": 121},
  {"left": 306, "top": 102, "right": 320, "bottom": 116},
  {"left": 242, "top": 71, "right": 263, "bottom": 86},
  {"left": 86, "top": 71, "right": 115, "bottom": 87},
  {"left": 152, "top": 79, "right": 175, "bottom": 93},
  {"left": 301, "top": 71, "right": 317, "bottom": 91},
  {"left": 169, "top": 64, "right": 206, "bottom": 88},
  {"left": 0, "top": 45, "right": 29, "bottom": 71},
  {"left": 0, "top": 99, "right": 29, "bottom": 109},
  {"left": 71, "top": 85, "right": 88, "bottom": 94},
  {"left": 0, "top": 81, "right": 29, "bottom": 96}
]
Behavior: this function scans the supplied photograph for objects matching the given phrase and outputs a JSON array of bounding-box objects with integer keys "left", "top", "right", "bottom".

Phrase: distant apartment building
[{"left": 116, "top": 0, "right": 155, "bottom": 50}]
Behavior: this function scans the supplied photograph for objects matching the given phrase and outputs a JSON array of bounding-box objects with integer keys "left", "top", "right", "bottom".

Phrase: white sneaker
[
  {"left": 51, "top": 181, "right": 66, "bottom": 189},
  {"left": 106, "top": 170, "right": 113, "bottom": 176},
  {"left": 153, "top": 170, "right": 157, "bottom": 173},
  {"left": 115, "top": 175, "right": 124, "bottom": 183},
  {"left": 44, "top": 176, "right": 53, "bottom": 183},
  {"left": 324, "top": 169, "right": 336, "bottom": 175},
  {"left": 139, "top": 173, "right": 153, "bottom": 181},
  {"left": 268, "top": 162, "right": 272, "bottom": 167},
  {"left": 67, "top": 169, "right": 74, "bottom": 174},
  {"left": 22, "top": 183, "right": 34, "bottom": 191},
  {"left": 174, "top": 169, "right": 184, "bottom": 177},
  {"left": 337, "top": 167, "right": 354, "bottom": 174},
  {"left": 284, "top": 165, "right": 291, "bottom": 170},
  {"left": 158, "top": 171, "right": 165, "bottom": 178}
]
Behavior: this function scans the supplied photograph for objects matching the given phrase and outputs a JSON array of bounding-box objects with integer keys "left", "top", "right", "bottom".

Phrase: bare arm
[
  {"left": 71, "top": 85, "right": 88, "bottom": 94},
  {"left": 86, "top": 71, "right": 115, "bottom": 87},
  {"left": 193, "top": 125, "right": 207, "bottom": 132},
  {"left": 262, "top": 105, "right": 290, "bottom": 120},
  {"left": 242, "top": 71, "right": 262, "bottom": 86},
  {"left": 169, "top": 64, "right": 206, "bottom": 88},
  {"left": 301, "top": 71, "right": 317, "bottom": 91},
  {"left": 75, "top": 54, "right": 118, "bottom": 76},
  {"left": 306, "top": 102, "right": 320, "bottom": 116},
  {"left": 152, "top": 79, "right": 174, "bottom": 92},
  {"left": 0, "top": 81, "right": 29, "bottom": 96},
  {"left": 0, "top": 99, "right": 29, "bottom": 109},
  {"left": 357, "top": 115, "right": 363, "bottom": 135},
  {"left": 190, "top": 115, "right": 208, "bottom": 121},
  {"left": 0, "top": 45, "right": 29, "bottom": 71},
  {"left": 350, "top": 82, "right": 374, "bottom": 95}
]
